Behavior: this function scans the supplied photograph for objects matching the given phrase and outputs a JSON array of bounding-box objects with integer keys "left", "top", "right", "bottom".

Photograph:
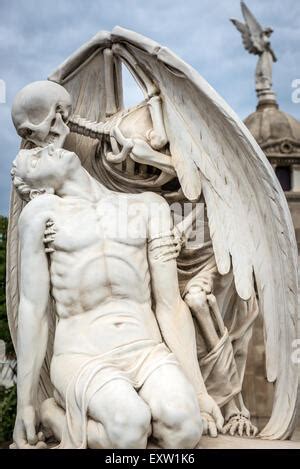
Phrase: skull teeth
[{"left": 47, "top": 135, "right": 57, "bottom": 143}]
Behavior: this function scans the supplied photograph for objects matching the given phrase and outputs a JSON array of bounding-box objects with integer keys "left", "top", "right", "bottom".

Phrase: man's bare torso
[{"left": 46, "top": 193, "right": 162, "bottom": 356}]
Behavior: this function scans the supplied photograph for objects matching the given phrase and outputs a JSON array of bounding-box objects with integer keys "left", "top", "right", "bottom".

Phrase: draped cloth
[
  {"left": 51, "top": 339, "right": 178, "bottom": 449},
  {"left": 178, "top": 239, "right": 259, "bottom": 408}
]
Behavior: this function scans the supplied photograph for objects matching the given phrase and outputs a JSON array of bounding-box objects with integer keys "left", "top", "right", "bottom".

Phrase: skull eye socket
[
  {"left": 56, "top": 105, "right": 68, "bottom": 122},
  {"left": 19, "top": 128, "right": 33, "bottom": 139}
]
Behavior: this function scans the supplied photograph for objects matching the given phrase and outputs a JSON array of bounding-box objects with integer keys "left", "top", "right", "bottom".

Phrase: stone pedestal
[{"left": 198, "top": 435, "right": 300, "bottom": 449}]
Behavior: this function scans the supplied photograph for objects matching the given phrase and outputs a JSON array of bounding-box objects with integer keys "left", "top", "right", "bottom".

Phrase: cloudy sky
[{"left": 0, "top": 0, "right": 299, "bottom": 214}]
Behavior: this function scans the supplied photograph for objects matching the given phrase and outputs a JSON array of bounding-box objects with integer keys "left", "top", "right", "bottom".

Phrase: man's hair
[{"left": 11, "top": 153, "right": 46, "bottom": 202}]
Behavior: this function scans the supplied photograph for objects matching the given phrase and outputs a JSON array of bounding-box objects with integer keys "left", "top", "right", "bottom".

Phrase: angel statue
[
  {"left": 231, "top": 1, "right": 277, "bottom": 102},
  {"left": 7, "top": 27, "right": 298, "bottom": 449}
]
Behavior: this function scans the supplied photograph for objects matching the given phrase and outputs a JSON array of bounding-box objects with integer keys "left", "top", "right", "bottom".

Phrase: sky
[{"left": 0, "top": 0, "right": 300, "bottom": 215}]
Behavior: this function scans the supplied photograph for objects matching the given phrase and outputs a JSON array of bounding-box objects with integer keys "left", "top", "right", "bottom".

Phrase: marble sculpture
[{"left": 6, "top": 27, "right": 298, "bottom": 449}]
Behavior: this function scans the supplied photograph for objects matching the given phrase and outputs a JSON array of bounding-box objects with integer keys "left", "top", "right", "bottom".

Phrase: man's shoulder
[{"left": 18, "top": 194, "right": 58, "bottom": 232}]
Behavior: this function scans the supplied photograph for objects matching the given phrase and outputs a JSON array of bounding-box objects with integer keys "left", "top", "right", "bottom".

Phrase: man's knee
[
  {"left": 156, "top": 399, "right": 203, "bottom": 448},
  {"left": 108, "top": 400, "right": 151, "bottom": 448}
]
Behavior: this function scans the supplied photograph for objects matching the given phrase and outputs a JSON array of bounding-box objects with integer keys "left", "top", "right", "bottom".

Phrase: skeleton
[{"left": 7, "top": 27, "right": 298, "bottom": 446}]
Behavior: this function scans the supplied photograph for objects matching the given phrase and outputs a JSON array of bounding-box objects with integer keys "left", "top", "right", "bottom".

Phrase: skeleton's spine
[{"left": 67, "top": 115, "right": 105, "bottom": 140}]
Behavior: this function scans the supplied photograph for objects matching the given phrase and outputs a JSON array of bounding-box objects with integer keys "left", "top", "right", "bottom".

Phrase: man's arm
[
  {"left": 146, "top": 194, "right": 223, "bottom": 435},
  {"left": 13, "top": 203, "right": 51, "bottom": 448}
]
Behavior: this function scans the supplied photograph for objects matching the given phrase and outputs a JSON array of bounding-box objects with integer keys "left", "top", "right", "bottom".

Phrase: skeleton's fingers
[
  {"left": 252, "top": 424, "right": 258, "bottom": 437},
  {"left": 222, "top": 416, "right": 258, "bottom": 438},
  {"left": 111, "top": 127, "right": 134, "bottom": 149},
  {"left": 45, "top": 247, "right": 55, "bottom": 254},
  {"left": 238, "top": 419, "right": 245, "bottom": 437},
  {"left": 173, "top": 237, "right": 184, "bottom": 251},
  {"left": 221, "top": 422, "right": 231, "bottom": 434},
  {"left": 46, "top": 220, "right": 55, "bottom": 228},
  {"left": 44, "top": 228, "right": 56, "bottom": 236},
  {"left": 245, "top": 421, "right": 251, "bottom": 438},
  {"left": 222, "top": 415, "right": 240, "bottom": 435},
  {"left": 229, "top": 420, "right": 239, "bottom": 436},
  {"left": 197, "top": 282, "right": 212, "bottom": 294},
  {"left": 107, "top": 137, "right": 134, "bottom": 165},
  {"left": 106, "top": 150, "right": 128, "bottom": 164},
  {"left": 43, "top": 235, "right": 55, "bottom": 244},
  {"left": 130, "top": 139, "right": 176, "bottom": 176},
  {"left": 206, "top": 294, "right": 218, "bottom": 308},
  {"left": 110, "top": 134, "right": 121, "bottom": 155}
]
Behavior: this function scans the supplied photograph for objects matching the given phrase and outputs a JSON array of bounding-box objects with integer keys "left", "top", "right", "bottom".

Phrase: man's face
[{"left": 14, "top": 145, "right": 81, "bottom": 192}]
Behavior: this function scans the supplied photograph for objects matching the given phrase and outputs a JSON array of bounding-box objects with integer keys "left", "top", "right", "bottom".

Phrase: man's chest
[{"left": 50, "top": 199, "right": 148, "bottom": 253}]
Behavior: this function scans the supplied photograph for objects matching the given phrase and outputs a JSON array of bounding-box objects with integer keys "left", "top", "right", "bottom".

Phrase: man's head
[{"left": 11, "top": 146, "right": 81, "bottom": 201}]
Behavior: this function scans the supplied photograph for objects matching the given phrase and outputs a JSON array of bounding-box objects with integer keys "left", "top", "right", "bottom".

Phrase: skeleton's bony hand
[
  {"left": 43, "top": 219, "right": 56, "bottom": 254},
  {"left": 11, "top": 405, "right": 47, "bottom": 449},
  {"left": 221, "top": 414, "right": 258, "bottom": 437},
  {"left": 107, "top": 126, "right": 134, "bottom": 164},
  {"left": 193, "top": 277, "right": 213, "bottom": 294},
  {"left": 172, "top": 226, "right": 185, "bottom": 252},
  {"left": 198, "top": 393, "right": 224, "bottom": 438}
]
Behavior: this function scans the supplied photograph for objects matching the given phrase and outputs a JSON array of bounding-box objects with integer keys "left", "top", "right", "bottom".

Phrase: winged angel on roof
[
  {"left": 231, "top": 1, "right": 277, "bottom": 97},
  {"left": 7, "top": 27, "right": 298, "bottom": 448}
]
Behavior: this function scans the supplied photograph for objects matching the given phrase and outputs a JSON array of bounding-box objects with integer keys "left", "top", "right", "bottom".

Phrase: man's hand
[
  {"left": 12, "top": 405, "right": 46, "bottom": 449},
  {"left": 198, "top": 393, "right": 224, "bottom": 438}
]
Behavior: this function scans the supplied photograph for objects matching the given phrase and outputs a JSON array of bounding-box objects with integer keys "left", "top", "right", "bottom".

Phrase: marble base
[{"left": 197, "top": 435, "right": 300, "bottom": 449}]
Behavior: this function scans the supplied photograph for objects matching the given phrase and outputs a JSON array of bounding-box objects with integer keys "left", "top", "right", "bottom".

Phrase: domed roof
[{"left": 244, "top": 102, "right": 300, "bottom": 158}]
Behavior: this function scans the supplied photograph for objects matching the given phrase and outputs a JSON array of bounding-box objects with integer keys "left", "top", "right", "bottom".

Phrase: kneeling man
[{"left": 11, "top": 145, "right": 223, "bottom": 449}]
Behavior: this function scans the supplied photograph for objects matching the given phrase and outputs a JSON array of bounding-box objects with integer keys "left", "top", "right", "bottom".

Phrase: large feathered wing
[{"left": 111, "top": 26, "right": 298, "bottom": 439}]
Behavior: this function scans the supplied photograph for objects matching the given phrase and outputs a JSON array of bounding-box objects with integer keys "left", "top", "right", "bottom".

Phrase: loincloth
[{"left": 50, "top": 339, "right": 178, "bottom": 448}]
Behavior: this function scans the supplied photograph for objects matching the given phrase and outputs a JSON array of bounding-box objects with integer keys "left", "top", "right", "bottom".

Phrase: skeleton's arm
[
  {"left": 146, "top": 193, "right": 224, "bottom": 435},
  {"left": 146, "top": 193, "right": 207, "bottom": 395}
]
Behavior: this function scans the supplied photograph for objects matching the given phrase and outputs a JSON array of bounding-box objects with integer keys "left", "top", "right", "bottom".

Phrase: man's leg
[
  {"left": 41, "top": 379, "right": 151, "bottom": 449},
  {"left": 40, "top": 397, "right": 113, "bottom": 448},
  {"left": 139, "top": 365, "right": 203, "bottom": 449},
  {"left": 88, "top": 378, "right": 151, "bottom": 449}
]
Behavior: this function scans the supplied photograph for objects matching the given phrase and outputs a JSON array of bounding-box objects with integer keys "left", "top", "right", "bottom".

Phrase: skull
[{"left": 11, "top": 80, "right": 72, "bottom": 149}]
